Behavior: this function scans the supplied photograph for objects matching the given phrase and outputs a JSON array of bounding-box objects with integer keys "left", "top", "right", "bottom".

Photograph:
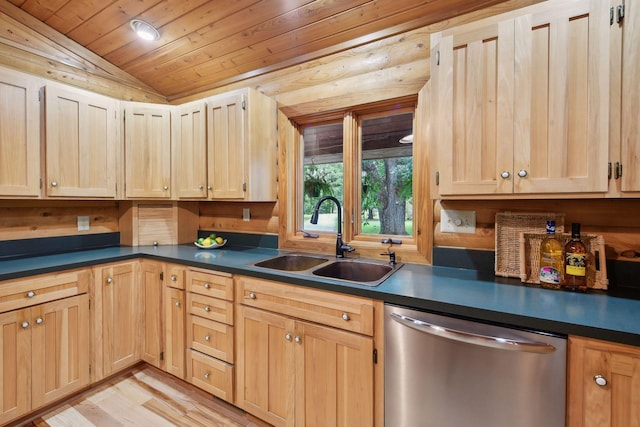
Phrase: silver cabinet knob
[
  {"left": 35, "top": 317, "right": 43, "bottom": 324},
  {"left": 26, "top": 291, "right": 36, "bottom": 298},
  {"left": 294, "top": 336, "right": 302, "bottom": 344},
  {"left": 204, "top": 305, "right": 211, "bottom": 312},
  {"left": 198, "top": 184, "right": 204, "bottom": 190},
  {"left": 163, "top": 185, "right": 169, "bottom": 190},
  {"left": 106, "top": 277, "right": 113, "bottom": 284},
  {"left": 170, "top": 274, "right": 177, "bottom": 282},
  {"left": 594, "top": 375, "right": 608, "bottom": 386},
  {"left": 518, "top": 169, "right": 528, "bottom": 178},
  {"left": 341, "top": 312, "right": 350, "bottom": 321},
  {"left": 285, "top": 333, "right": 292, "bottom": 341},
  {"left": 175, "top": 301, "right": 181, "bottom": 308},
  {"left": 204, "top": 372, "right": 210, "bottom": 380},
  {"left": 204, "top": 283, "right": 211, "bottom": 290},
  {"left": 21, "top": 321, "right": 29, "bottom": 329},
  {"left": 51, "top": 181, "right": 58, "bottom": 187},
  {"left": 204, "top": 335, "right": 211, "bottom": 342},
  {"left": 207, "top": 185, "right": 212, "bottom": 190},
  {"left": 249, "top": 292, "right": 256, "bottom": 300},
  {"left": 500, "top": 171, "right": 511, "bottom": 179}
]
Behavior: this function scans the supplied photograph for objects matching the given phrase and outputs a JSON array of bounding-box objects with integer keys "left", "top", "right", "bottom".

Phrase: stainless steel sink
[
  {"left": 253, "top": 253, "right": 330, "bottom": 271},
  {"left": 249, "top": 253, "right": 402, "bottom": 286}
]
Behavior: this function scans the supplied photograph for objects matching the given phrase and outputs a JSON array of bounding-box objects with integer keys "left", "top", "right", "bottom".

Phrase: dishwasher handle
[{"left": 390, "top": 312, "right": 556, "bottom": 354}]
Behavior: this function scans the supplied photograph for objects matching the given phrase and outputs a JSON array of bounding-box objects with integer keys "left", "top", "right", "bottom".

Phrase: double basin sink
[{"left": 249, "top": 252, "right": 403, "bottom": 287}]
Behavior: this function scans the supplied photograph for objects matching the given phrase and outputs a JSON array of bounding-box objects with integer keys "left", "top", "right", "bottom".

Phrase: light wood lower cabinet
[
  {"left": 568, "top": 335, "right": 640, "bottom": 427},
  {"left": 0, "top": 293, "right": 89, "bottom": 425},
  {"left": 164, "top": 263, "right": 186, "bottom": 379},
  {"left": 141, "top": 260, "right": 163, "bottom": 368},
  {"left": 91, "top": 261, "right": 142, "bottom": 381},
  {"left": 235, "top": 276, "right": 378, "bottom": 427}
]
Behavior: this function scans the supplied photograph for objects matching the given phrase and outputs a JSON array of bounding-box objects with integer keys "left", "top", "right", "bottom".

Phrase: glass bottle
[
  {"left": 539, "top": 220, "right": 563, "bottom": 289},
  {"left": 563, "top": 223, "right": 588, "bottom": 292}
]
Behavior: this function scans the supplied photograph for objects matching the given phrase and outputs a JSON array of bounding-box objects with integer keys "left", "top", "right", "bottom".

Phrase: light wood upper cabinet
[
  {"left": 206, "top": 88, "right": 277, "bottom": 201},
  {"left": 432, "top": 0, "right": 610, "bottom": 196},
  {"left": 568, "top": 335, "right": 640, "bottom": 427},
  {"left": 44, "top": 84, "right": 119, "bottom": 198},
  {"left": 0, "top": 67, "right": 41, "bottom": 198},
  {"left": 173, "top": 101, "right": 207, "bottom": 199},
  {"left": 125, "top": 103, "right": 172, "bottom": 198}
]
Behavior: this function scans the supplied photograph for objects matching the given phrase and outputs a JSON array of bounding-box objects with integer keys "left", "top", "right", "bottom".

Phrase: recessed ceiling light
[
  {"left": 399, "top": 134, "right": 413, "bottom": 144},
  {"left": 130, "top": 19, "right": 160, "bottom": 41}
]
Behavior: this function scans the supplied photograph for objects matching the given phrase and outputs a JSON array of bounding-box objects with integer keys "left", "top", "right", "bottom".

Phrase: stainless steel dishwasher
[{"left": 385, "top": 304, "right": 566, "bottom": 427}]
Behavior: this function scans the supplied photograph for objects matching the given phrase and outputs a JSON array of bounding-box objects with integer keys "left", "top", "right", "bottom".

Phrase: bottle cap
[
  {"left": 546, "top": 220, "right": 556, "bottom": 234},
  {"left": 571, "top": 222, "right": 581, "bottom": 237}
]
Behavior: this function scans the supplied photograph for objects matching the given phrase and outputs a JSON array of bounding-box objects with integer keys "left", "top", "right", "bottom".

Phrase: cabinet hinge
[
  {"left": 435, "top": 171, "right": 440, "bottom": 186},
  {"left": 615, "top": 162, "right": 623, "bottom": 180},
  {"left": 243, "top": 182, "right": 247, "bottom": 192},
  {"left": 608, "top": 162, "right": 612, "bottom": 180},
  {"left": 160, "top": 272, "right": 164, "bottom": 281},
  {"left": 436, "top": 50, "right": 440, "bottom": 66},
  {"left": 242, "top": 100, "right": 246, "bottom": 110},
  {"left": 88, "top": 299, "right": 91, "bottom": 310},
  {"left": 39, "top": 178, "right": 42, "bottom": 189},
  {"left": 89, "top": 364, "right": 91, "bottom": 375},
  {"left": 160, "top": 351, "right": 164, "bottom": 361},
  {"left": 617, "top": 3, "right": 625, "bottom": 23},
  {"left": 373, "top": 348, "right": 378, "bottom": 364}
]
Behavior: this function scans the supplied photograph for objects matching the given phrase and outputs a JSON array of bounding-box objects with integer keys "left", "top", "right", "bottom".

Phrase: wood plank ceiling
[{"left": 6, "top": 0, "right": 506, "bottom": 101}]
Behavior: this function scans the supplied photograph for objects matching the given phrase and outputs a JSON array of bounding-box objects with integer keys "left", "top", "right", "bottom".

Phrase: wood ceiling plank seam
[
  {"left": 102, "top": 0, "right": 265, "bottom": 67},
  {"left": 65, "top": 0, "right": 165, "bottom": 46},
  {"left": 14, "top": 0, "right": 67, "bottom": 21},
  {"left": 147, "top": 0, "right": 507, "bottom": 97},
  {"left": 0, "top": 2, "right": 164, "bottom": 96},
  {"left": 115, "top": 0, "right": 330, "bottom": 77},
  {"left": 86, "top": 0, "right": 213, "bottom": 57},
  {"left": 43, "top": 0, "right": 120, "bottom": 35}
]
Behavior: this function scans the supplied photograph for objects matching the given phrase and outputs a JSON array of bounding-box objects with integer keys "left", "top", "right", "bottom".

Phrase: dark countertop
[{"left": 2, "top": 244, "right": 639, "bottom": 347}]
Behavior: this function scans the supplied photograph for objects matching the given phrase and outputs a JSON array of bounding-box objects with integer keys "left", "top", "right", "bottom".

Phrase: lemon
[
  {"left": 215, "top": 236, "right": 224, "bottom": 245},
  {"left": 202, "top": 237, "right": 212, "bottom": 246}
]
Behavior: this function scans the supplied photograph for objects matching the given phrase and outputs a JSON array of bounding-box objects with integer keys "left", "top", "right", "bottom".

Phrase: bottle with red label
[{"left": 563, "top": 222, "right": 588, "bottom": 292}]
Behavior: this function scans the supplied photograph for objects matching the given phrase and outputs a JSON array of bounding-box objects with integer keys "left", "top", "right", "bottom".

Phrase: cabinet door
[
  {"left": 31, "top": 295, "right": 90, "bottom": 410},
  {"left": 620, "top": 0, "right": 640, "bottom": 192},
  {"left": 512, "top": 0, "right": 610, "bottom": 194},
  {"left": 140, "top": 261, "right": 163, "bottom": 368},
  {"left": 236, "top": 305, "right": 295, "bottom": 427},
  {"left": 94, "top": 262, "right": 141, "bottom": 378},
  {"left": 295, "top": 321, "right": 374, "bottom": 427},
  {"left": 0, "top": 68, "right": 41, "bottom": 197},
  {"left": 207, "top": 92, "right": 246, "bottom": 199},
  {"left": 164, "top": 287, "right": 185, "bottom": 379},
  {"left": 174, "top": 101, "right": 207, "bottom": 199},
  {"left": 125, "top": 104, "right": 172, "bottom": 198},
  {"left": 0, "top": 308, "right": 31, "bottom": 424},
  {"left": 568, "top": 336, "right": 640, "bottom": 427},
  {"left": 44, "top": 84, "right": 118, "bottom": 198},
  {"left": 434, "top": 18, "right": 515, "bottom": 195}
]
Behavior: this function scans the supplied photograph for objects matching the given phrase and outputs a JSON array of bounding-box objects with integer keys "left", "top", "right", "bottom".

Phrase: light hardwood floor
[{"left": 20, "top": 365, "right": 271, "bottom": 427}]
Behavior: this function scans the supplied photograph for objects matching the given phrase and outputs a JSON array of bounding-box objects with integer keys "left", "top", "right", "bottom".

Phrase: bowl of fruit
[{"left": 194, "top": 233, "right": 227, "bottom": 249}]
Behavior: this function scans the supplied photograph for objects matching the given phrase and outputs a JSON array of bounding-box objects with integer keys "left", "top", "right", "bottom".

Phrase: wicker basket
[
  {"left": 495, "top": 212, "right": 565, "bottom": 278},
  {"left": 520, "top": 232, "right": 608, "bottom": 290}
]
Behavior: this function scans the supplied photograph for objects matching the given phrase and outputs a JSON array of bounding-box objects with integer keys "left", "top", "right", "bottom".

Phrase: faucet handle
[{"left": 381, "top": 251, "right": 396, "bottom": 265}]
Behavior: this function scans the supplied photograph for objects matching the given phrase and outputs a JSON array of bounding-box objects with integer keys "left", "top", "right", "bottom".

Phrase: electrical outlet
[
  {"left": 243, "top": 208, "right": 251, "bottom": 222},
  {"left": 440, "top": 209, "right": 476, "bottom": 234},
  {"left": 77, "top": 216, "right": 90, "bottom": 231}
]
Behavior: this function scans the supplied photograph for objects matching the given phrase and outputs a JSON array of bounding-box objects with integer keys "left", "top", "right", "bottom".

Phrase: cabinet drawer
[
  {"left": 186, "top": 349, "right": 233, "bottom": 402},
  {"left": 187, "top": 292, "right": 233, "bottom": 325},
  {"left": 187, "top": 269, "right": 233, "bottom": 300},
  {"left": 235, "top": 275, "right": 375, "bottom": 336},
  {"left": 166, "top": 264, "right": 185, "bottom": 289},
  {"left": 0, "top": 269, "right": 89, "bottom": 314},
  {"left": 187, "top": 314, "right": 233, "bottom": 363}
]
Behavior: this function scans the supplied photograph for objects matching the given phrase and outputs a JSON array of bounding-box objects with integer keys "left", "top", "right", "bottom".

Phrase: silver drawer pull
[
  {"left": 518, "top": 169, "right": 528, "bottom": 178},
  {"left": 285, "top": 333, "right": 292, "bottom": 341},
  {"left": 294, "top": 336, "right": 302, "bottom": 344},
  {"left": 249, "top": 292, "right": 256, "bottom": 300},
  {"left": 204, "top": 283, "right": 211, "bottom": 289},
  {"left": 26, "top": 291, "right": 36, "bottom": 298},
  {"left": 35, "top": 317, "right": 43, "bottom": 325},
  {"left": 171, "top": 275, "right": 177, "bottom": 281},
  {"left": 51, "top": 181, "right": 58, "bottom": 187},
  {"left": 21, "top": 321, "right": 29, "bottom": 329},
  {"left": 500, "top": 171, "right": 511, "bottom": 179},
  {"left": 204, "top": 372, "right": 210, "bottom": 380},
  {"left": 594, "top": 375, "right": 608, "bottom": 387},
  {"left": 106, "top": 277, "right": 113, "bottom": 284},
  {"left": 175, "top": 301, "right": 181, "bottom": 308},
  {"left": 204, "top": 335, "right": 211, "bottom": 342},
  {"left": 341, "top": 312, "right": 350, "bottom": 321},
  {"left": 204, "top": 305, "right": 211, "bottom": 312}
]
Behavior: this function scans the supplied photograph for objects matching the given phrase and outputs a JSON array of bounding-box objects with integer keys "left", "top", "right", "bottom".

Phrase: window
[{"left": 298, "top": 101, "right": 415, "bottom": 243}]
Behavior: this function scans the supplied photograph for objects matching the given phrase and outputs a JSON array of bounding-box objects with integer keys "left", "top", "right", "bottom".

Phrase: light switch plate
[
  {"left": 77, "top": 215, "right": 90, "bottom": 231},
  {"left": 440, "top": 209, "right": 476, "bottom": 234},
  {"left": 243, "top": 208, "right": 251, "bottom": 222}
]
